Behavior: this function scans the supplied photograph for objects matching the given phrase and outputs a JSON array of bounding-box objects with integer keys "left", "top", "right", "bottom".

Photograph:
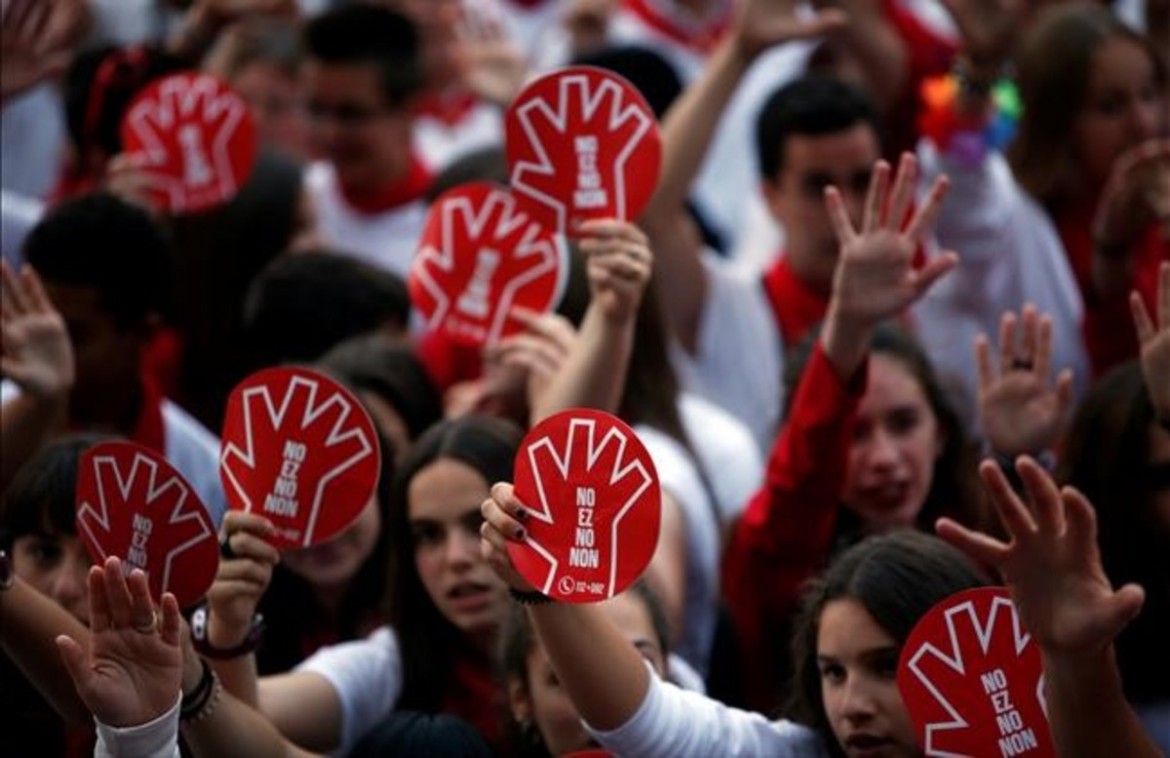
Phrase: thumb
[
  {"left": 1103, "top": 584, "right": 1145, "bottom": 639},
  {"left": 56, "top": 635, "right": 89, "bottom": 690}
]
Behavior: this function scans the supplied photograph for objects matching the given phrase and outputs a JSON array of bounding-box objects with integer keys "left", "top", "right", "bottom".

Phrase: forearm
[
  {"left": 528, "top": 602, "right": 650, "bottom": 731},
  {"left": 1042, "top": 646, "right": 1161, "bottom": 758},
  {"left": 0, "top": 395, "right": 66, "bottom": 491},
  {"left": 181, "top": 690, "right": 318, "bottom": 758},
  {"left": 209, "top": 654, "right": 260, "bottom": 707},
  {"left": 0, "top": 578, "right": 92, "bottom": 724},
  {"left": 531, "top": 306, "right": 633, "bottom": 423},
  {"left": 827, "top": 1, "right": 908, "bottom": 113}
]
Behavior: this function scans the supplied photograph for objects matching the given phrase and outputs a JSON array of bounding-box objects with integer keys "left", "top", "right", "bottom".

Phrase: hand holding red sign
[
  {"left": 409, "top": 182, "right": 568, "bottom": 347},
  {"left": 219, "top": 367, "right": 381, "bottom": 550},
  {"left": 76, "top": 441, "right": 219, "bottom": 608},
  {"left": 897, "top": 587, "right": 1054, "bottom": 758},
  {"left": 121, "top": 72, "right": 258, "bottom": 214},
  {"left": 506, "top": 66, "right": 661, "bottom": 236},
  {"left": 508, "top": 409, "right": 660, "bottom": 603}
]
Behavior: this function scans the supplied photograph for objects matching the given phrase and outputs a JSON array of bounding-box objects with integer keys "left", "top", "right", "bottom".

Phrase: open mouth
[
  {"left": 844, "top": 733, "right": 895, "bottom": 756},
  {"left": 447, "top": 581, "right": 492, "bottom": 602}
]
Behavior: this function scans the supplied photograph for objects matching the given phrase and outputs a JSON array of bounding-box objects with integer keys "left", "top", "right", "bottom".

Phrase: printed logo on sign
[
  {"left": 509, "top": 68, "right": 658, "bottom": 232},
  {"left": 77, "top": 449, "right": 215, "bottom": 600},
  {"left": 122, "top": 73, "right": 255, "bottom": 213},
  {"left": 901, "top": 589, "right": 1053, "bottom": 758},
  {"left": 220, "top": 373, "right": 375, "bottom": 547},
  {"left": 520, "top": 416, "right": 654, "bottom": 599},
  {"left": 411, "top": 183, "right": 564, "bottom": 346}
]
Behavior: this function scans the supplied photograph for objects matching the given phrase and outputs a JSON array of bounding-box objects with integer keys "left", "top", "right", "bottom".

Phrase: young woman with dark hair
[{"left": 204, "top": 415, "right": 523, "bottom": 754}]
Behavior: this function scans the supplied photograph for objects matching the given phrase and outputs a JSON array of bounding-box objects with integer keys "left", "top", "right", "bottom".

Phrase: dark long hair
[
  {"left": 1057, "top": 362, "right": 1170, "bottom": 706},
  {"left": 783, "top": 322, "right": 988, "bottom": 544},
  {"left": 388, "top": 416, "right": 524, "bottom": 711},
  {"left": 787, "top": 531, "right": 988, "bottom": 754}
]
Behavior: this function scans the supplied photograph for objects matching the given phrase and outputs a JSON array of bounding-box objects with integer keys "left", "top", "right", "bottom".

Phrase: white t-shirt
[
  {"left": 677, "top": 393, "right": 764, "bottom": 524},
  {"left": 912, "top": 144, "right": 1089, "bottom": 426},
  {"left": 0, "top": 189, "right": 44, "bottom": 269},
  {"left": 413, "top": 99, "right": 504, "bottom": 175},
  {"left": 0, "top": 86, "right": 64, "bottom": 199},
  {"left": 304, "top": 162, "right": 428, "bottom": 279},
  {"left": 0, "top": 383, "right": 227, "bottom": 526},
  {"left": 635, "top": 421, "right": 720, "bottom": 676},
  {"left": 670, "top": 253, "right": 785, "bottom": 453},
  {"left": 588, "top": 668, "right": 829, "bottom": 757}
]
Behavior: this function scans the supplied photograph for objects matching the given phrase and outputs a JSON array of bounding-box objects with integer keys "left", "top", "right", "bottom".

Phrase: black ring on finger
[
  {"left": 219, "top": 537, "right": 237, "bottom": 560},
  {"left": 1010, "top": 359, "right": 1034, "bottom": 371}
]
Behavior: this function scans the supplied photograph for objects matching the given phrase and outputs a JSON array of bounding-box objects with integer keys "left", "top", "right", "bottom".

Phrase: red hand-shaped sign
[
  {"left": 219, "top": 367, "right": 381, "bottom": 549},
  {"left": 509, "top": 409, "right": 660, "bottom": 603},
  {"left": 76, "top": 441, "right": 219, "bottom": 608},
  {"left": 898, "top": 587, "right": 1055, "bottom": 757},
  {"left": 409, "top": 182, "right": 567, "bottom": 346},
  {"left": 506, "top": 66, "right": 661, "bottom": 236},
  {"left": 121, "top": 72, "right": 258, "bottom": 214}
]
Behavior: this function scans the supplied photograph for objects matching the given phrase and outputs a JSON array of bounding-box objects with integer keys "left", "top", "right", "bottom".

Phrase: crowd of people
[{"left": 0, "top": 0, "right": 1167, "bottom": 755}]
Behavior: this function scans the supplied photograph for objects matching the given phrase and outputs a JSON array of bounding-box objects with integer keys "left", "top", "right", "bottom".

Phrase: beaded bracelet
[{"left": 180, "top": 660, "right": 221, "bottom": 723}]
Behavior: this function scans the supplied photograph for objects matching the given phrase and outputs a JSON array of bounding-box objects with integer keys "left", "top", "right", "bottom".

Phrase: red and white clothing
[
  {"left": 613, "top": 0, "right": 736, "bottom": 80},
  {"left": 304, "top": 158, "right": 432, "bottom": 278},
  {"left": 412, "top": 90, "right": 504, "bottom": 175}
]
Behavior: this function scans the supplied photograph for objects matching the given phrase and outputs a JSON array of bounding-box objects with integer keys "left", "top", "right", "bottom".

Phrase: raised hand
[
  {"left": 487, "top": 308, "right": 578, "bottom": 410},
  {"left": 937, "top": 458, "right": 1145, "bottom": 656},
  {"left": 56, "top": 556, "right": 183, "bottom": 728},
  {"left": 732, "top": 0, "right": 846, "bottom": 61},
  {"left": 578, "top": 219, "right": 653, "bottom": 325},
  {"left": 0, "top": 0, "right": 82, "bottom": 103},
  {"left": 458, "top": 8, "right": 528, "bottom": 107},
  {"left": 1094, "top": 139, "right": 1170, "bottom": 250},
  {"left": 0, "top": 262, "right": 74, "bottom": 401},
  {"left": 1131, "top": 261, "right": 1170, "bottom": 419},
  {"left": 206, "top": 511, "right": 279, "bottom": 649},
  {"left": 479, "top": 482, "right": 538, "bottom": 593},
  {"left": 976, "top": 305, "right": 1074, "bottom": 457},
  {"left": 940, "top": 0, "right": 1027, "bottom": 70}
]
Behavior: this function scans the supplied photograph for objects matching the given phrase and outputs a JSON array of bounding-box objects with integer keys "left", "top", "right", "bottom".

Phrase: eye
[
  {"left": 819, "top": 662, "right": 846, "bottom": 685},
  {"left": 461, "top": 510, "right": 486, "bottom": 536},
  {"left": 886, "top": 408, "right": 922, "bottom": 436},
  {"left": 410, "top": 523, "right": 443, "bottom": 547}
]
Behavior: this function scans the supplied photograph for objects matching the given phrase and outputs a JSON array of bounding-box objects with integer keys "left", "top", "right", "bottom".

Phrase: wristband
[
  {"left": 509, "top": 588, "right": 556, "bottom": 605},
  {"left": 190, "top": 604, "right": 264, "bottom": 659}
]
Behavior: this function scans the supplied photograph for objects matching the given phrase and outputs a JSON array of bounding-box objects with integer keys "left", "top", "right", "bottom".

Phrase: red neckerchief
[
  {"left": 131, "top": 369, "right": 168, "bottom": 454},
  {"left": 413, "top": 88, "right": 481, "bottom": 129},
  {"left": 621, "top": 0, "right": 734, "bottom": 55},
  {"left": 442, "top": 645, "right": 504, "bottom": 749},
  {"left": 338, "top": 155, "right": 433, "bottom": 216},
  {"left": 761, "top": 255, "right": 830, "bottom": 348},
  {"left": 1057, "top": 202, "right": 1167, "bottom": 377}
]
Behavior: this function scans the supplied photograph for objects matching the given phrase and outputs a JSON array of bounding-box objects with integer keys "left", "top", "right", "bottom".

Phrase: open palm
[
  {"left": 0, "top": 262, "right": 74, "bottom": 399},
  {"left": 1131, "top": 262, "right": 1170, "bottom": 417}
]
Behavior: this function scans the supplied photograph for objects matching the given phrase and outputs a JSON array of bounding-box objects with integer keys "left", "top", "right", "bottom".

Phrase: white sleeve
[
  {"left": 93, "top": 695, "right": 181, "bottom": 758},
  {"left": 586, "top": 671, "right": 828, "bottom": 758},
  {"left": 294, "top": 626, "right": 403, "bottom": 756}
]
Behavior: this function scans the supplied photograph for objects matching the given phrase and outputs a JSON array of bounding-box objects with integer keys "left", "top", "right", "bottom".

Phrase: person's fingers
[
  {"left": 480, "top": 520, "right": 511, "bottom": 554},
  {"left": 1055, "top": 369, "right": 1074, "bottom": 420},
  {"left": 19, "top": 266, "right": 52, "bottom": 314},
  {"left": 795, "top": 8, "right": 847, "bottom": 38},
  {"left": 911, "top": 251, "right": 958, "bottom": 296},
  {"left": 979, "top": 459, "right": 1038, "bottom": 538},
  {"left": 102, "top": 556, "right": 135, "bottom": 626},
  {"left": 490, "top": 481, "right": 531, "bottom": 523},
  {"left": 1035, "top": 313, "right": 1053, "bottom": 382},
  {"left": 1132, "top": 291, "right": 1156, "bottom": 345},
  {"left": 1017, "top": 457, "right": 1064, "bottom": 536},
  {"left": 861, "top": 160, "right": 890, "bottom": 234},
  {"left": 999, "top": 310, "right": 1017, "bottom": 376},
  {"left": 497, "top": 333, "right": 568, "bottom": 370},
  {"left": 214, "top": 557, "right": 273, "bottom": 586},
  {"left": 87, "top": 565, "right": 112, "bottom": 633},
  {"left": 159, "top": 593, "right": 182, "bottom": 647},
  {"left": 207, "top": 580, "right": 268, "bottom": 603},
  {"left": 885, "top": 153, "right": 917, "bottom": 231},
  {"left": 903, "top": 175, "right": 951, "bottom": 241},
  {"left": 974, "top": 335, "right": 994, "bottom": 394},
  {"left": 823, "top": 187, "right": 857, "bottom": 246},
  {"left": 2, "top": 262, "right": 30, "bottom": 315},
  {"left": 221, "top": 510, "right": 277, "bottom": 540},
  {"left": 1060, "top": 485, "right": 1099, "bottom": 556},
  {"left": 482, "top": 492, "right": 527, "bottom": 540},
  {"left": 126, "top": 568, "right": 158, "bottom": 630},
  {"left": 498, "top": 342, "right": 562, "bottom": 379},
  {"left": 1020, "top": 304, "right": 1038, "bottom": 367},
  {"left": 577, "top": 218, "right": 624, "bottom": 240},
  {"left": 935, "top": 517, "right": 1011, "bottom": 567},
  {"left": 221, "top": 531, "right": 280, "bottom": 566},
  {"left": 1103, "top": 584, "right": 1147, "bottom": 639},
  {"left": 55, "top": 635, "right": 89, "bottom": 690}
]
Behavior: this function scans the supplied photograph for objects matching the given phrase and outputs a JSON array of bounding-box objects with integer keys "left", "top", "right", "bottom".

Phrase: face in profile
[
  {"left": 843, "top": 353, "right": 944, "bottom": 532},
  {"left": 12, "top": 532, "right": 93, "bottom": 624},
  {"left": 409, "top": 458, "right": 510, "bottom": 642},
  {"left": 817, "top": 597, "right": 919, "bottom": 758}
]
